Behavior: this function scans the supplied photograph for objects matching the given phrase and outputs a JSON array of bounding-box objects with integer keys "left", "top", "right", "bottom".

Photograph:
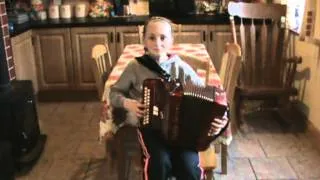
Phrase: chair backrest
[
  {"left": 282, "top": 56, "right": 302, "bottom": 88},
  {"left": 91, "top": 43, "right": 113, "bottom": 100},
  {"left": 219, "top": 43, "right": 242, "bottom": 103},
  {"left": 178, "top": 54, "right": 210, "bottom": 85},
  {"left": 228, "top": 2, "right": 288, "bottom": 89}
]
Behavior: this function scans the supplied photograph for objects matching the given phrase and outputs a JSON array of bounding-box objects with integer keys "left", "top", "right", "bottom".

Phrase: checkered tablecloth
[{"left": 100, "top": 43, "right": 232, "bottom": 145}]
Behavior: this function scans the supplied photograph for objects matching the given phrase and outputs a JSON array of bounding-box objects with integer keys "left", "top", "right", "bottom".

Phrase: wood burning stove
[
  {"left": 0, "top": 17, "right": 46, "bottom": 174},
  {"left": 0, "top": 80, "right": 47, "bottom": 171}
]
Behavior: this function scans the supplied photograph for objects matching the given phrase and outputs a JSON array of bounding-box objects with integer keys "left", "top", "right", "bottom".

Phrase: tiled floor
[{"left": 15, "top": 101, "right": 320, "bottom": 180}]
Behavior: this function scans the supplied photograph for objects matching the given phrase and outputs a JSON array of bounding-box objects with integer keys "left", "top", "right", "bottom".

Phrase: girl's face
[{"left": 143, "top": 20, "right": 173, "bottom": 58}]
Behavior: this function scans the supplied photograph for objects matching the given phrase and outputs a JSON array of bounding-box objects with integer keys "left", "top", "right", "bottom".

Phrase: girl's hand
[
  {"left": 211, "top": 115, "right": 228, "bottom": 135},
  {"left": 123, "top": 99, "right": 145, "bottom": 118}
]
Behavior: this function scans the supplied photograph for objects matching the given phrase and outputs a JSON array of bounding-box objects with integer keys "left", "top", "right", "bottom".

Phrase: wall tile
[
  {"left": 4, "top": 36, "right": 9, "bottom": 47},
  {"left": 2, "top": 25, "right": 9, "bottom": 36},
  {"left": 0, "top": 1, "right": 15, "bottom": 80},
  {"left": 9, "top": 67, "right": 15, "bottom": 80},
  {"left": 0, "top": 3, "right": 5, "bottom": 15},
  {"left": 1, "top": 14, "right": 8, "bottom": 25},
  {"left": 7, "top": 57, "right": 14, "bottom": 67},
  {"left": 6, "top": 46, "right": 12, "bottom": 58}
]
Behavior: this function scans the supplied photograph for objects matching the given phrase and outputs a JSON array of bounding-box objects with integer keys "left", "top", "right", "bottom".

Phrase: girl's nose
[{"left": 155, "top": 38, "right": 162, "bottom": 46}]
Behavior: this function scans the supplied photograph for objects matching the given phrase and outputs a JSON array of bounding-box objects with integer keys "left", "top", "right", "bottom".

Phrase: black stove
[{"left": 0, "top": 20, "right": 46, "bottom": 176}]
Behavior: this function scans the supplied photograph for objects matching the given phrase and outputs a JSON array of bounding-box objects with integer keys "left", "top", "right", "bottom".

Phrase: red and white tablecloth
[{"left": 100, "top": 43, "right": 232, "bottom": 145}]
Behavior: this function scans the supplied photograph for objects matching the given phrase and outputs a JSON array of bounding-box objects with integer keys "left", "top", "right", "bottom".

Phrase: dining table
[{"left": 99, "top": 43, "right": 232, "bottom": 146}]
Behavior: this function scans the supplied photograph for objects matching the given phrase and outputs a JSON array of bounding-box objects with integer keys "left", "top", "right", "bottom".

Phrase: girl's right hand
[{"left": 123, "top": 99, "right": 145, "bottom": 118}]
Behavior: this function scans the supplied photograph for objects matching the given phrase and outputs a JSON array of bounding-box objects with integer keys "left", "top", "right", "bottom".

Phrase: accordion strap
[{"left": 136, "top": 54, "right": 171, "bottom": 81}]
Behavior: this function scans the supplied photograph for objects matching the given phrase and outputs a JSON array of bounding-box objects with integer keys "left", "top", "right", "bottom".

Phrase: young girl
[{"left": 109, "top": 16, "right": 228, "bottom": 180}]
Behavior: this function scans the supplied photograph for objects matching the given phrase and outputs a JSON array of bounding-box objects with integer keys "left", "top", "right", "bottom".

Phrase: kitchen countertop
[{"left": 10, "top": 14, "right": 232, "bottom": 37}]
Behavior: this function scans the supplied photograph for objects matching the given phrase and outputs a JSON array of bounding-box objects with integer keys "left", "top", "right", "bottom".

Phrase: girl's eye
[
  {"left": 160, "top": 35, "right": 166, "bottom": 41},
  {"left": 148, "top": 36, "right": 155, "bottom": 41}
]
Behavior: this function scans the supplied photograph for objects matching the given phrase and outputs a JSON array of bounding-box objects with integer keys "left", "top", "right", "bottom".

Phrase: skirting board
[{"left": 307, "top": 122, "right": 320, "bottom": 152}]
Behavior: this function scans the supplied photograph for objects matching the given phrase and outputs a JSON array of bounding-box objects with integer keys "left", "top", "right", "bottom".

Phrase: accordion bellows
[{"left": 142, "top": 78, "right": 227, "bottom": 151}]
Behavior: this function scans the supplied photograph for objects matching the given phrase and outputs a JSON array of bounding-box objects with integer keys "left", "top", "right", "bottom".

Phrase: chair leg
[
  {"left": 105, "top": 139, "right": 116, "bottom": 173},
  {"left": 221, "top": 144, "right": 228, "bottom": 175},
  {"left": 234, "top": 91, "right": 243, "bottom": 129},
  {"left": 204, "top": 169, "right": 214, "bottom": 180}
]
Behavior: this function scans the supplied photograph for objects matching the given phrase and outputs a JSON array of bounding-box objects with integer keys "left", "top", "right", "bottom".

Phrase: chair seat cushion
[{"left": 237, "top": 86, "right": 298, "bottom": 99}]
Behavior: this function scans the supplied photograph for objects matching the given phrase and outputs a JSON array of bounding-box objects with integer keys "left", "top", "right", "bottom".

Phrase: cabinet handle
[
  {"left": 116, "top": 32, "right": 120, "bottom": 43},
  {"left": 31, "top": 36, "right": 35, "bottom": 46},
  {"left": 210, "top": 32, "right": 213, "bottom": 42},
  {"left": 109, "top": 32, "right": 113, "bottom": 43},
  {"left": 202, "top": 31, "right": 206, "bottom": 42}
]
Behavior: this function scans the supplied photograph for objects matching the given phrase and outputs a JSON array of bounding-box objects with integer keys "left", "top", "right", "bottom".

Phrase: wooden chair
[
  {"left": 227, "top": 2, "right": 302, "bottom": 128},
  {"left": 91, "top": 43, "right": 113, "bottom": 99},
  {"left": 187, "top": 43, "right": 241, "bottom": 176},
  {"left": 217, "top": 42, "right": 242, "bottom": 174}
]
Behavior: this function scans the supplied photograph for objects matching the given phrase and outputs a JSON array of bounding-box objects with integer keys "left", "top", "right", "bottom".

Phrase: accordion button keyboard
[{"left": 143, "top": 87, "right": 151, "bottom": 125}]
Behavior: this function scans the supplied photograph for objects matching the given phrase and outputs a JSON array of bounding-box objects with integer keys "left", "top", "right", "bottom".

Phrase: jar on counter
[
  {"left": 48, "top": 4, "right": 60, "bottom": 19},
  {"left": 37, "top": 10, "right": 47, "bottom": 20},
  {"left": 60, "top": 4, "right": 73, "bottom": 19},
  {"left": 75, "top": 3, "right": 88, "bottom": 18}
]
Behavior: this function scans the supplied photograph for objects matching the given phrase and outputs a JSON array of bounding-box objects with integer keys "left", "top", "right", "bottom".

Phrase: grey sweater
[{"left": 109, "top": 54, "right": 205, "bottom": 109}]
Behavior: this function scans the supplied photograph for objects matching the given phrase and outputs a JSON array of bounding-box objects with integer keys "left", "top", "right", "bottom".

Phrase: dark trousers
[{"left": 139, "top": 128, "right": 201, "bottom": 180}]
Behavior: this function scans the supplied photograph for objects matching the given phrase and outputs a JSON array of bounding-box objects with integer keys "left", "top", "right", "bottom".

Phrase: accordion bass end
[{"left": 141, "top": 78, "right": 228, "bottom": 151}]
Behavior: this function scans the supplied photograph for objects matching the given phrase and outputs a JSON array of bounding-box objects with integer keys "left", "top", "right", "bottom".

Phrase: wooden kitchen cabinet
[
  {"left": 207, "top": 25, "right": 239, "bottom": 73},
  {"left": 175, "top": 25, "right": 208, "bottom": 44},
  {"left": 30, "top": 24, "right": 238, "bottom": 92},
  {"left": 114, "top": 25, "right": 208, "bottom": 56},
  {"left": 33, "top": 28, "right": 73, "bottom": 90},
  {"left": 11, "top": 30, "right": 39, "bottom": 94},
  {"left": 115, "top": 26, "right": 141, "bottom": 59},
  {"left": 71, "top": 27, "right": 116, "bottom": 90}
]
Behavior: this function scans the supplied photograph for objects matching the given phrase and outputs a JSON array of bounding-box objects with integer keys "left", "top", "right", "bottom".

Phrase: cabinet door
[
  {"left": 33, "top": 28, "right": 73, "bottom": 90},
  {"left": 207, "top": 25, "right": 239, "bottom": 73},
  {"left": 175, "top": 25, "right": 207, "bottom": 44},
  {"left": 71, "top": 27, "right": 116, "bottom": 90},
  {"left": 115, "top": 26, "right": 140, "bottom": 59},
  {"left": 11, "top": 30, "right": 39, "bottom": 94}
]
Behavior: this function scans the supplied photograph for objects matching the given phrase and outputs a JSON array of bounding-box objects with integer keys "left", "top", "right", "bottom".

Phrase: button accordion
[{"left": 141, "top": 78, "right": 227, "bottom": 150}]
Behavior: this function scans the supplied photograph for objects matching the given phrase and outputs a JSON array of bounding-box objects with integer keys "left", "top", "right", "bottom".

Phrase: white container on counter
[
  {"left": 48, "top": 4, "right": 60, "bottom": 19},
  {"left": 60, "top": 4, "right": 73, "bottom": 19},
  {"left": 37, "top": 11, "right": 47, "bottom": 20},
  {"left": 75, "top": 3, "right": 88, "bottom": 18}
]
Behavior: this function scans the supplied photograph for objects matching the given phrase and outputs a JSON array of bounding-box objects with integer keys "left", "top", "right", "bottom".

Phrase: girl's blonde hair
[{"left": 143, "top": 16, "right": 173, "bottom": 37}]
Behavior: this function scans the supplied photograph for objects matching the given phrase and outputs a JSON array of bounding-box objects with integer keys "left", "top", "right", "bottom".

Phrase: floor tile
[
  {"left": 44, "top": 159, "right": 89, "bottom": 180},
  {"left": 287, "top": 150, "right": 320, "bottom": 179},
  {"left": 228, "top": 138, "right": 266, "bottom": 158},
  {"left": 15, "top": 101, "right": 320, "bottom": 180},
  {"left": 214, "top": 158, "right": 256, "bottom": 180},
  {"left": 258, "top": 134, "right": 302, "bottom": 157},
  {"left": 85, "top": 158, "right": 117, "bottom": 180},
  {"left": 250, "top": 157, "right": 298, "bottom": 179},
  {"left": 76, "top": 141, "right": 106, "bottom": 160},
  {"left": 240, "top": 111, "right": 284, "bottom": 134}
]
